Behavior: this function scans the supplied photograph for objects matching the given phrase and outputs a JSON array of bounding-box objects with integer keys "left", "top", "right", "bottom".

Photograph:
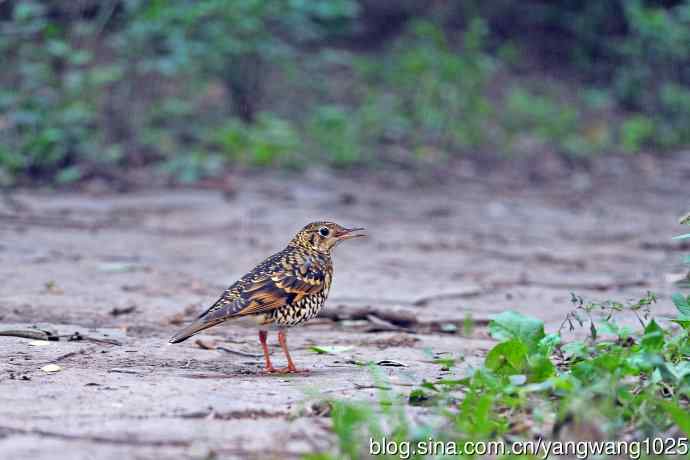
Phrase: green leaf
[
  {"left": 309, "top": 346, "right": 353, "bottom": 355},
  {"left": 627, "top": 351, "right": 663, "bottom": 373},
  {"left": 433, "top": 357, "right": 456, "bottom": 369},
  {"left": 537, "top": 333, "right": 560, "bottom": 354},
  {"left": 489, "top": 311, "right": 545, "bottom": 350},
  {"left": 436, "top": 378, "right": 469, "bottom": 387},
  {"left": 671, "top": 318, "right": 690, "bottom": 330},
  {"left": 527, "top": 354, "right": 556, "bottom": 382},
  {"left": 55, "top": 166, "right": 82, "bottom": 184},
  {"left": 663, "top": 401, "right": 690, "bottom": 436},
  {"left": 420, "top": 380, "right": 438, "bottom": 391},
  {"left": 562, "top": 341, "right": 588, "bottom": 359},
  {"left": 303, "top": 454, "right": 338, "bottom": 460},
  {"left": 330, "top": 401, "right": 374, "bottom": 459},
  {"left": 597, "top": 320, "right": 619, "bottom": 336},
  {"left": 485, "top": 338, "right": 528, "bottom": 375},
  {"left": 46, "top": 39, "right": 71, "bottom": 58},
  {"left": 641, "top": 320, "right": 665, "bottom": 351},
  {"left": 672, "top": 293, "right": 690, "bottom": 317},
  {"left": 408, "top": 389, "right": 433, "bottom": 405},
  {"left": 458, "top": 391, "right": 499, "bottom": 438},
  {"left": 509, "top": 374, "right": 527, "bottom": 385},
  {"left": 15, "top": 2, "right": 43, "bottom": 21}
]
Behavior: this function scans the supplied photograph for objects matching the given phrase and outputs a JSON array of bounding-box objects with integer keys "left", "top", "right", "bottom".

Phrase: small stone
[{"left": 41, "top": 364, "right": 62, "bottom": 373}]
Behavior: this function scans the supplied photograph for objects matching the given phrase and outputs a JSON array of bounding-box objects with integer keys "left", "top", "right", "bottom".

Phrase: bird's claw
[
  {"left": 264, "top": 366, "right": 308, "bottom": 374},
  {"left": 280, "top": 367, "right": 309, "bottom": 374}
]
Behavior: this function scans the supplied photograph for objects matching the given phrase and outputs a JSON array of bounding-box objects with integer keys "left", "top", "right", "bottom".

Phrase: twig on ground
[
  {"left": 109, "top": 305, "right": 137, "bottom": 316},
  {"left": 365, "top": 314, "right": 410, "bottom": 332},
  {"left": 216, "top": 346, "right": 262, "bottom": 358},
  {"left": 0, "top": 330, "right": 54, "bottom": 341},
  {"left": 412, "top": 288, "right": 483, "bottom": 306},
  {"left": 194, "top": 339, "right": 262, "bottom": 357},
  {"left": 491, "top": 277, "right": 648, "bottom": 292},
  {"left": 0, "top": 425, "right": 188, "bottom": 447},
  {"left": 53, "top": 348, "right": 91, "bottom": 362},
  {"left": 0, "top": 329, "right": 122, "bottom": 345},
  {"left": 320, "top": 306, "right": 416, "bottom": 327},
  {"left": 65, "top": 332, "right": 122, "bottom": 346}
]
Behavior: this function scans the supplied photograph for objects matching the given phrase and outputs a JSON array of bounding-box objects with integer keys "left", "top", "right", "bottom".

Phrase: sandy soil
[{"left": 1, "top": 156, "right": 688, "bottom": 459}]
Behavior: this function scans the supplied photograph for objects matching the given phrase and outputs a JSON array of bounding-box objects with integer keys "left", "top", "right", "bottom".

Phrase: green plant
[
  {"left": 0, "top": 0, "right": 360, "bottom": 183},
  {"left": 620, "top": 115, "right": 656, "bottom": 153},
  {"left": 307, "top": 105, "right": 362, "bottom": 166},
  {"left": 158, "top": 151, "right": 223, "bottom": 183},
  {"left": 214, "top": 113, "right": 301, "bottom": 167},
  {"left": 314, "top": 296, "right": 690, "bottom": 459},
  {"left": 503, "top": 86, "right": 614, "bottom": 158},
  {"left": 672, "top": 213, "right": 690, "bottom": 328},
  {"left": 456, "top": 0, "right": 690, "bottom": 153},
  {"left": 127, "top": 0, "right": 359, "bottom": 122},
  {"left": 4, "top": 0, "right": 690, "bottom": 186},
  {"left": 0, "top": 1, "right": 120, "bottom": 184},
  {"left": 611, "top": 1, "right": 690, "bottom": 149},
  {"left": 357, "top": 19, "right": 496, "bottom": 153}
]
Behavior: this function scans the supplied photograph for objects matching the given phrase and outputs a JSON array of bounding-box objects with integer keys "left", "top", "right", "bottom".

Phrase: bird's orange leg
[
  {"left": 277, "top": 330, "right": 307, "bottom": 373},
  {"left": 259, "top": 330, "right": 276, "bottom": 373}
]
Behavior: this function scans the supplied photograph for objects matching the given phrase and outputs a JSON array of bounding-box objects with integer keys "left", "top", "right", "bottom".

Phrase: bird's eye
[{"left": 319, "top": 226, "right": 330, "bottom": 237}]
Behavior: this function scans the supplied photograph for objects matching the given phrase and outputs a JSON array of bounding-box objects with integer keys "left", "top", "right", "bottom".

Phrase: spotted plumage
[{"left": 169, "top": 221, "right": 365, "bottom": 373}]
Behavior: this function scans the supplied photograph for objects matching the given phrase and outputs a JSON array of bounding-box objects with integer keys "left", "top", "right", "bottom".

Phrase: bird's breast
[{"left": 269, "top": 291, "right": 327, "bottom": 327}]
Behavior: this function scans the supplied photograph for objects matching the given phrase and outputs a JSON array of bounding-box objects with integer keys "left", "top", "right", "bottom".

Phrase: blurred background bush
[{"left": 1, "top": 0, "right": 689, "bottom": 185}]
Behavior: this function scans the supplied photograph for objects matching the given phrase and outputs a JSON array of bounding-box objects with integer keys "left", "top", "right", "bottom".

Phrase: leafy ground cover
[
  {"left": 310, "top": 294, "right": 690, "bottom": 460},
  {"left": 310, "top": 216, "right": 690, "bottom": 459}
]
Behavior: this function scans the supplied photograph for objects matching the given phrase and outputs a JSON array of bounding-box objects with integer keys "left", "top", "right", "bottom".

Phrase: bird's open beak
[{"left": 336, "top": 227, "right": 366, "bottom": 240}]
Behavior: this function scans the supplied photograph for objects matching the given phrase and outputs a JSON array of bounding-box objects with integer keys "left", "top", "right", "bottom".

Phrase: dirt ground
[{"left": 1, "top": 155, "right": 689, "bottom": 459}]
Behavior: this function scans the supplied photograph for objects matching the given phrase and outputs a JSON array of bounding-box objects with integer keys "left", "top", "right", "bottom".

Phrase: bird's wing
[
  {"left": 227, "top": 266, "right": 326, "bottom": 317},
  {"left": 169, "top": 251, "right": 329, "bottom": 343},
  {"left": 199, "top": 258, "right": 326, "bottom": 321}
]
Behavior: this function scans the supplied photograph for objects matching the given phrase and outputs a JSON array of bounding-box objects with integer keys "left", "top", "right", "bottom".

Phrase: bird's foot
[
  {"left": 262, "top": 366, "right": 307, "bottom": 374},
  {"left": 276, "top": 366, "right": 309, "bottom": 374}
]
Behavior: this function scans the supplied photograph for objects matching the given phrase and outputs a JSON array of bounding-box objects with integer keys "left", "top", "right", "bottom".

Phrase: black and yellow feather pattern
[{"left": 169, "top": 241, "right": 332, "bottom": 343}]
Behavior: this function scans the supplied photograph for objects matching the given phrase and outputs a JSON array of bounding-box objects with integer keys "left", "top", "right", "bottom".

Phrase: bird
[{"left": 169, "top": 221, "right": 366, "bottom": 373}]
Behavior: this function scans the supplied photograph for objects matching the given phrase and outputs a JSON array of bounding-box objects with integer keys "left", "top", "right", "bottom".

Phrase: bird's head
[{"left": 290, "top": 221, "right": 366, "bottom": 253}]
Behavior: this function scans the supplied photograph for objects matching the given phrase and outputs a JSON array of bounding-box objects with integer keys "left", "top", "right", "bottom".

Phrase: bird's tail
[{"left": 168, "top": 318, "right": 224, "bottom": 344}]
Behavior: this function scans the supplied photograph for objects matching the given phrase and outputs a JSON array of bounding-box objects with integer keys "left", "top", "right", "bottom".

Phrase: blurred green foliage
[
  {"left": 1, "top": 0, "right": 689, "bottom": 184},
  {"left": 358, "top": 19, "right": 496, "bottom": 152}
]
